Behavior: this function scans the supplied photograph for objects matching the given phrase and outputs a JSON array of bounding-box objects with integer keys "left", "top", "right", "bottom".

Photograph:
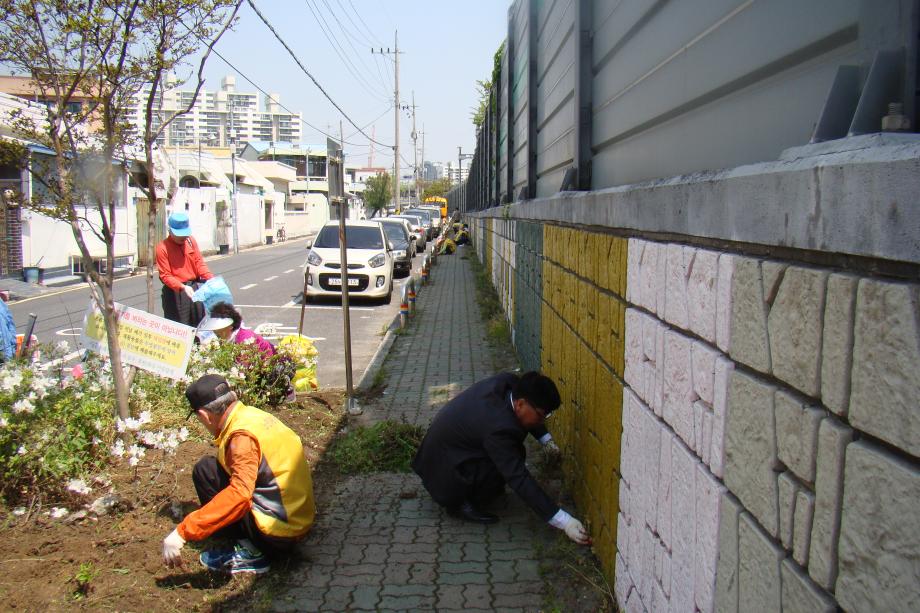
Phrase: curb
[{"left": 356, "top": 311, "right": 402, "bottom": 392}]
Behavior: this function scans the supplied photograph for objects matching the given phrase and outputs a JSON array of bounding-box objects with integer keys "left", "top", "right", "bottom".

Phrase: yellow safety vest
[{"left": 216, "top": 403, "right": 315, "bottom": 538}]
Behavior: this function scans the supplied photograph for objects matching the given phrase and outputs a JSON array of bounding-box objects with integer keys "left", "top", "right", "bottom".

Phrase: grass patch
[
  {"left": 466, "top": 254, "right": 516, "bottom": 364},
  {"left": 537, "top": 536, "right": 616, "bottom": 612},
  {"left": 329, "top": 421, "right": 424, "bottom": 474}
]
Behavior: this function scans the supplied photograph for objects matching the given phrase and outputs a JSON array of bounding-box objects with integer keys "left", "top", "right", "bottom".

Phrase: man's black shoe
[{"left": 447, "top": 501, "right": 499, "bottom": 524}]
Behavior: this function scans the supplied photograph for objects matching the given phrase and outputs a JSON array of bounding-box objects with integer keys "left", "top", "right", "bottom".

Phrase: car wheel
[{"left": 383, "top": 282, "right": 393, "bottom": 305}]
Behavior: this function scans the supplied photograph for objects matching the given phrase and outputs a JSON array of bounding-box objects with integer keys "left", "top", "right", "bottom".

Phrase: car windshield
[
  {"left": 314, "top": 225, "right": 384, "bottom": 249},
  {"left": 393, "top": 216, "right": 420, "bottom": 228},
  {"left": 406, "top": 210, "right": 430, "bottom": 223},
  {"left": 380, "top": 222, "right": 408, "bottom": 244}
]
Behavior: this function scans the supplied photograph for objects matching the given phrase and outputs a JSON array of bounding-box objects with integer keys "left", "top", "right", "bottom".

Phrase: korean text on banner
[{"left": 81, "top": 300, "right": 195, "bottom": 380}]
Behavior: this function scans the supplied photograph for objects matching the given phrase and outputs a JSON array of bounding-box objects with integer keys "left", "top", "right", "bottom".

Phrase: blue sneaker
[{"left": 200, "top": 543, "right": 270, "bottom": 575}]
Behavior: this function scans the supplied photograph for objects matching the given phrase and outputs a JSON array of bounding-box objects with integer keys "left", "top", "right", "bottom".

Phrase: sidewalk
[{"left": 271, "top": 246, "right": 558, "bottom": 612}]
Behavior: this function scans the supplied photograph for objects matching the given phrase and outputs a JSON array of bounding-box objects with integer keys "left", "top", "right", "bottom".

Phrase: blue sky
[{"left": 197, "top": 0, "right": 511, "bottom": 170}]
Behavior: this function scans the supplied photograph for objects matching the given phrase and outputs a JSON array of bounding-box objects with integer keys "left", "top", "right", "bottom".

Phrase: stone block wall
[{"left": 471, "top": 222, "right": 920, "bottom": 613}]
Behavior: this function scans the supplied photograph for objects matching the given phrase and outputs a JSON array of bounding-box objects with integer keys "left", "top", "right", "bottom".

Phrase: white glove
[
  {"left": 543, "top": 439, "right": 561, "bottom": 455},
  {"left": 182, "top": 285, "right": 196, "bottom": 300},
  {"left": 563, "top": 516, "right": 590, "bottom": 544},
  {"left": 162, "top": 528, "right": 186, "bottom": 567},
  {"left": 549, "top": 509, "right": 591, "bottom": 545}
]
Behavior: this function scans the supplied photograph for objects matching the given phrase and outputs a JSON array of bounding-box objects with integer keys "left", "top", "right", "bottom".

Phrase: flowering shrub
[
  {"left": 0, "top": 348, "right": 114, "bottom": 502},
  {"left": 0, "top": 334, "right": 319, "bottom": 507}
]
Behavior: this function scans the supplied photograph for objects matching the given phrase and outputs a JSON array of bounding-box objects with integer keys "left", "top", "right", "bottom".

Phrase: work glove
[
  {"left": 549, "top": 509, "right": 591, "bottom": 545},
  {"left": 162, "top": 527, "right": 186, "bottom": 567},
  {"left": 543, "top": 438, "right": 561, "bottom": 456},
  {"left": 182, "top": 285, "right": 196, "bottom": 300}
]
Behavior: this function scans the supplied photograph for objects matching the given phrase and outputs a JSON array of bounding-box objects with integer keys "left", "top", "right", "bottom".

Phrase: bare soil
[
  {"left": 0, "top": 391, "right": 346, "bottom": 612},
  {"left": 0, "top": 386, "right": 616, "bottom": 612}
]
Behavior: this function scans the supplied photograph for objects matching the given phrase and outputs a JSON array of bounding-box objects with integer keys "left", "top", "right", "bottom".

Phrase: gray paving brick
[{"left": 262, "top": 254, "right": 600, "bottom": 612}]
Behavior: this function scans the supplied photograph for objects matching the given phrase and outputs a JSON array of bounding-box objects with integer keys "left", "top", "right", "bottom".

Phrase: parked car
[
  {"left": 390, "top": 214, "right": 427, "bottom": 251},
  {"left": 404, "top": 208, "right": 435, "bottom": 239},
  {"left": 376, "top": 218, "right": 414, "bottom": 277},
  {"left": 415, "top": 205, "right": 443, "bottom": 231},
  {"left": 302, "top": 220, "right": 394, "bottom": 304}
]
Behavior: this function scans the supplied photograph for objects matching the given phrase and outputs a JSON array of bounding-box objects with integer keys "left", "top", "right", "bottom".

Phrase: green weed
[
  {"left": 72, "top": 562, "right": 98, "bottom": 600},
  {"left": 329, "top": 420, "right": 424, "bottom": 474}
]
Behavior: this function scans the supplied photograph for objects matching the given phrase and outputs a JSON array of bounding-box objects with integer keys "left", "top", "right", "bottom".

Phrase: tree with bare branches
[{"left": 0, "top": 0, "right": 239, "bottom": 419}]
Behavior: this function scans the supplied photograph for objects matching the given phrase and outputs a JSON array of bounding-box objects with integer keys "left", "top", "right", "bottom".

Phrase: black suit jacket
[{"left": 412, "top": 372, "right": 558, "bottom": 521}]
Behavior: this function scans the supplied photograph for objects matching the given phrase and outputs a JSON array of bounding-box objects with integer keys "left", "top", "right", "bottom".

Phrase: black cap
[{"left": 185, "top": 374, "right": 232, "bottom": 419}]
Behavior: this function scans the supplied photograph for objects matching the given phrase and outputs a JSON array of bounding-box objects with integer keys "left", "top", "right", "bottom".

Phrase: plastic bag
[{"left": 192, "top": 276, "right": 234, "bottom": 313}]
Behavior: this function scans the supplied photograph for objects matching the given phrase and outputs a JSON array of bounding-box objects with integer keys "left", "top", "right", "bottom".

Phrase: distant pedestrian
[
  {"left": 156, "top": 212, "right": 213, "bottom": 327},
  {"left": 412, "top": 371, "right": 591, "bottom": 545},
  {"left": 162, "top": 374, "right": 316, "bottom": 574}
]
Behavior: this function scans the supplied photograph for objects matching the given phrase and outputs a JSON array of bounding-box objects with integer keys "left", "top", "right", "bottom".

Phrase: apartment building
[{"left": 128, "top": 75, "right": 302, "bottom": 151}]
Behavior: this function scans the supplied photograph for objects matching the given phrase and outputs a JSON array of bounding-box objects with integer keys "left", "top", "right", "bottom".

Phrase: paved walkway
[{"left": 272, "top": 246, "right": 558, "bottom": 612}]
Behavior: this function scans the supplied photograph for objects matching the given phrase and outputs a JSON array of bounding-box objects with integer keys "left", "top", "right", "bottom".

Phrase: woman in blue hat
[{"left": 156, "top": 211, "right": 214, "bottom": 327}]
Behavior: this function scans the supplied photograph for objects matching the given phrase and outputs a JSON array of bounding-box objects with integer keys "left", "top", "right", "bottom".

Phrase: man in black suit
[{"left": 412, "top": 371, "right": 590, "bottom": 544}]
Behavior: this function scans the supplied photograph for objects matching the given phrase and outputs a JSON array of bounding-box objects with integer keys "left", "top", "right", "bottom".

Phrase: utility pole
[
  {"left": 229, "top": 98, "right": 239, "bottom": 254},
  {"left": 372, "top": 31, "right": 400, "bottom": 211},
  {"left": 411, "top": 91, "right": 418, "bottom": 205},
  {"left": 420, "top": 124, "right": 425, "bottom": 184},
  {"left": 393, "top": 31, "right": 399, "bottom": 212}
]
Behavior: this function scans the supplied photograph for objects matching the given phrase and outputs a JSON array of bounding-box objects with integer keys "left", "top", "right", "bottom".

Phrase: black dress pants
[
  {"left": 191, "top": 456, "right": 296, "bottom": 559},
  {"left": 161, "top": 282, "right": 205, "bottom": 327},
  {"left": 448, "top": 457, "right": 506, "bottom": 509}
]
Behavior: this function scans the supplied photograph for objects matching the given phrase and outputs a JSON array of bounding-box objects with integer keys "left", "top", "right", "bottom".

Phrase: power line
[
  {"left": 346, "top": 0, "right": 384, "bottom": 46},
  {"left": 345, "top": 106, "right": 392, "bottom": 140},
  {"left": 246, "top": 0, "right": 391, "bottom": 148},
  {"left": 205, "top": 41, "right": 380, "bottom": 149},
  {"left": 319, "top": 0, "right": 391, "bottom": 95},
  {"left": 302, "top": 0, "right": 390, "bottom": 103}
]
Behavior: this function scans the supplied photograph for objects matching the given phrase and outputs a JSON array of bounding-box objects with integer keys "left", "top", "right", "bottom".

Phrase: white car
[{"left": 303, "top": 220, "right": 395, "bottom": 304}]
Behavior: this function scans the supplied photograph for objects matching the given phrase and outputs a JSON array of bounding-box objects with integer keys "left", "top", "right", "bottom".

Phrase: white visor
[{"left": 198, "top": 316, "right": 234, "bottom": 332}]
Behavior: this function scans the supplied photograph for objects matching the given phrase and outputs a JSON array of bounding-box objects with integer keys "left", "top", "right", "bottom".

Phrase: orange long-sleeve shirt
[
  {"left": 176, "top": 432, "right": 259, "bottom": 542},
  {"left": 155, "top": 236, "right": 213, "bottom": 291}
]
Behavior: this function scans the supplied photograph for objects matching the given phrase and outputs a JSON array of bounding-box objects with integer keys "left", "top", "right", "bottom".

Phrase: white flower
[
  {"left": 138, "top": 410, "right": 152, "bottom": 425},
  {"left": 127, "top": 444, "right": 146, "bottom": 462},
  {"left": 12, "top": 399, "right": 34, "bottom": 414},
  {"left": 128, "top": 455, "right": 140, "bottom": 467},
  {"left": 178, "top": 427, "right": 189, "bottom": 441},
  {"left": 1, "top": 369, "right": 23, "bottom": 391},
  {"left": 110, "top": 439, "right": 125, "bottom": 458},
  {"left": 55, "top": 340, "right": 70, "bottom": 352},
  {"left": 91, "top": 436, "right": 101, "bottom": 446},
  {"left": 12, "top": 507, "right": 26, "bottom": 516},
  {"left": 0, "top": 416, "right": 7, "bottom": 427},
  {"left": 49, "top": 507, "right": 68, "bottom": 519},
  {"left": 67, "top": 479, "right": 92, "bottom": 495},
  {"left": 92, "top": 475, "right": 111, "bottom": 487},
  {"left": 16, "top": 445, "right": 26, "bottom": 455}
]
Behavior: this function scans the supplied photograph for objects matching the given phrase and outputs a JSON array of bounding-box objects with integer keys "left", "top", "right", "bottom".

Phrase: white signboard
[{"left": 81, "top": 300, "right": 195, "bottom": 380}]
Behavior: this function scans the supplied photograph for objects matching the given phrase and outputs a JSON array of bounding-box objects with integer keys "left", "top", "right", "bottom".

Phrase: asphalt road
[{"left": 7, "top": 236, "right": 421, "bottom": 388}]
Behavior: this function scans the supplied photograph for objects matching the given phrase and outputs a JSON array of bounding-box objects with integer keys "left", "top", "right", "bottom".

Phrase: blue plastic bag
[{"left": 192, "top": 276, "right": 234, "bottom": 313}]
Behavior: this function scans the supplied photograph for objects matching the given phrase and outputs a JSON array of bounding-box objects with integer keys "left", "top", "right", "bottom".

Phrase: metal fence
[{"left": 448, "top": 0, "right": 918, "bottom": 216}]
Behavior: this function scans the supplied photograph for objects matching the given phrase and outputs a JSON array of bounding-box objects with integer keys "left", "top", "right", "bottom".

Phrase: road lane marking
[
  {"left": 239, "top": 283, "right": 257, "bottom": 290},
  {"left": 283, "top": 269, "right": 295, "bottom": 274},
  {"left": 263, "top": 276, "right": 278, "bottom": 281},
  {"left": 56, "top": 327, "right": 82, "bottom": 336},
  {"left": 235, "top": 303, "right": 375, "bottom": 311}
]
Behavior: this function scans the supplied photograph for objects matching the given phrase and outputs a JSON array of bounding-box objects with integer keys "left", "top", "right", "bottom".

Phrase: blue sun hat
[{"left": 168, "top": 211, "right": 192, "bottom": 237}]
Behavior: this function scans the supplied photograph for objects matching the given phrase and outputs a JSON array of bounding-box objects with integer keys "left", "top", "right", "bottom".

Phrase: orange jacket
[
  {"left": 177, "top": 432, "right": 258, "bottom": 542},
  {"left": 156, "top": 237, "right": 213, "bottom": 291}
]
